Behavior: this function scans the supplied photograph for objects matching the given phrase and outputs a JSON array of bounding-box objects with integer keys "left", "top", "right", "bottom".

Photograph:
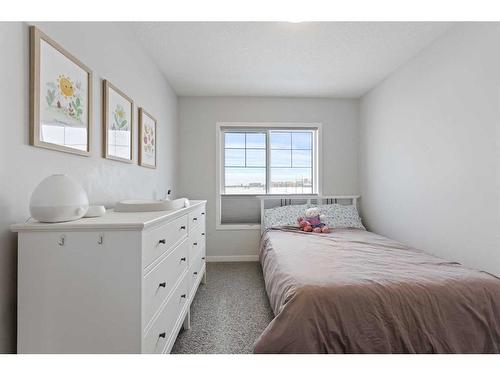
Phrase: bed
[{"left": 254, "top": 196, "right": 500, "bottom": 354}]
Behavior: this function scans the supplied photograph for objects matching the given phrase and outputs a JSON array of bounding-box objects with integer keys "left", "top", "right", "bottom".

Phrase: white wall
[
  {"left": 0, "top": 22, "right": 178, "bottom": 353},
  {"left": 359, "top": 23, "right": 500, "bottom": 275},
  {"left": 178, "top": 97, "right": 359, "bottom": 260}
]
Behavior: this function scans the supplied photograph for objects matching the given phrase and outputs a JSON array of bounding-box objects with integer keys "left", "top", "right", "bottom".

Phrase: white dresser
[{"left": 11, "top": 200, "right": 207, "bottom": 353}]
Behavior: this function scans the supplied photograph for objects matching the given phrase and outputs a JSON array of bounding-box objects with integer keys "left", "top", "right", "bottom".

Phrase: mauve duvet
[{"left": 254, "top": 228, "right": 500, "bottom": 353}]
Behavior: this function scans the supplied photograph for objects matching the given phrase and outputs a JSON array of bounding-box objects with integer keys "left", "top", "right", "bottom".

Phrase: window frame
[{"left": 216, "top": 122, "right": 322, "bottom": 230}]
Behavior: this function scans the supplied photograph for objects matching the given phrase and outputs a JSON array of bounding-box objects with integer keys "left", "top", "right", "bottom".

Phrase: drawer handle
[
  {"left": 180, "top": 226, "right": 186, "bottom": 230},
  {"left": 193, "top": 242, "right": 198, "bottom": 246},
  {"left": 194, "top": 272, "right": 198, "bottom": 275},
  {"left": 202, "top": 257, "right": 205, "bottom": 260},
  {"left": 202, "top": 233, "right": 205, "bottom": 236},
  {"left": 193, "top": 217, "right": 198, "bottom": 221},
  {"left": 201, "top": 212, "right": 205, "bottom": 215},
  {"left": 159, "top": 332, "right": 166, "bottom": 339},
  {"left": 159, "top": 282, "right": 166, "bottom": 288},
  {"left": 180, "top": 257, "right": 186, "bottom": 262},
  {"left": 158, "top": 239, "right": 166, "bottom": 244},
  {"left": 181, "top": 294, "right": 186, "bottom": 298}
]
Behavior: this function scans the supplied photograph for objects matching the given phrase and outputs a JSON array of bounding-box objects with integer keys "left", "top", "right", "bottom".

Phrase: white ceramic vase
[{"left": 30, "top": 174, "right": 89, "bottom": 223}]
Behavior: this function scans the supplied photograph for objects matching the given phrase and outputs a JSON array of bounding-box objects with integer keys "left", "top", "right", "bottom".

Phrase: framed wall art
[
  {"left": 29, "top": 26, "right": 93, "bottom": 156},
  {"left": 138, "top": 108, "right": 157, "bottom": 169},
  {"left": 102, "top": 80, "right": 134, "bottom": 163}
]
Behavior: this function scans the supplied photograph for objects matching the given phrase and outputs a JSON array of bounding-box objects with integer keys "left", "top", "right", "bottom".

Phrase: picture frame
[
  {"left": 29, "top": 26, "right": 93, "bottom": 156},
  {"left": 102, "top": 80, "right": 134, "bottom": 163},
  {"left": 138, "top": 108, "right": 157, "bottom": 169}
]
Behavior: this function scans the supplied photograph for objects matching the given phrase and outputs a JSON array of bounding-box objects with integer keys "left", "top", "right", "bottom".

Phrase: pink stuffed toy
[
  {"left": 296, "top": 217, "right": 313, "bottom": 232},
  {"left": 297, "top": 207, "right": 331, "bottom": 233}
]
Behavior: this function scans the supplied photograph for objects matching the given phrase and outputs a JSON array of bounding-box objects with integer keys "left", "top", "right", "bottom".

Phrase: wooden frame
[
  {"left": 138, "top": 108, "right": 157, "bottom": 169},
  {"left": 29, "top": 26, "right": 93, "bottom": 156},
  {"left": 102, "top": 80, "right": 134, "bottom": 163}
]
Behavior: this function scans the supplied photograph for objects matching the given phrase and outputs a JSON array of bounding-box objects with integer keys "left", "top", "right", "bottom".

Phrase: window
[
  {"left": 224, "top": 132, "right": 267, "bottom": 194},
  {"left": 219, "top": 124, "right": 320, "bottom": 196},
  {"left": 223, "top": 129, "right": 317, "bottom": 195},
  {"left": 270, "top": 131, "right": 313, "bottom": 194},
  {"left": 217, "top": 123, "right": 321, "bottom": 229}
]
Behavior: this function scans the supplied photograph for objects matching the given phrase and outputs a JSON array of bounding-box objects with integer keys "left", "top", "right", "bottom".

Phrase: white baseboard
[{"left": 206, "top": 255, "right": 259, "bottom": 262}]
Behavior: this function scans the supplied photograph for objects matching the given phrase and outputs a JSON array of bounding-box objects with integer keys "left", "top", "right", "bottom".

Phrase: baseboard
[{"left": 206, "top": 255, "right": 259, "bottom": 262}]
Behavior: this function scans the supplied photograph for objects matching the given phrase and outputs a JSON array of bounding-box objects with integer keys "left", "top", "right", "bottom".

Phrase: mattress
[{"left": 254, "top": 228, "right": 500, "bottom": 353}]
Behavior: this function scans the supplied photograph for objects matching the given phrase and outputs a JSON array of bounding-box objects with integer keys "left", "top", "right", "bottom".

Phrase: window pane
[
  {"left": 270, "top": 132, "right": 291, "bottom": 149},
  {"left": 225, "top": 149, "right": 245, "bottom": 166},
  {"left": 271, "top": 150, "right": 291, "bottom": 167},
  {"left": 225, "top": 132, "right": 245, "bottom": 148},
  {"left": 292, "top": 150, "right": 312, "bottom": 167},
  {"left": 246, "top": 149, "right": 266, "bottom": 167},
  {"left": 246, "top": 133, "right": 266, "bottom": 148},
  {"left": 270, "top": 168, "right": 312, "bottom": 194},
  {"left": 225, "top": 168, "right": 266, "bottom": 194},
  {"left": 292, "top": 132, "right": 312, "bottom": 150}
]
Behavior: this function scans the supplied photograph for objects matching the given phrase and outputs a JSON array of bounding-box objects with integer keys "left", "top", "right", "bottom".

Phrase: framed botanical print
[
  {"left": 138, "top": 108, "right": 157, "bottom": 169},
  {"left": 102, "top": 80, "right": 134, "bottom": 163},
  {"left": 29, "top": 26, "right": 92, "bottom": 156}
]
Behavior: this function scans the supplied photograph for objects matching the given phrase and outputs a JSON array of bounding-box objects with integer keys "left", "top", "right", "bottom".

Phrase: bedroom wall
[
  {"left": 0, "top": 22, "right": 178, "bottom": 353},
  {"left": 359, "top": 23, "right": 500, "bottom": 275},
  {"left": 178, "top": 96, "right": 359, "bottom": 261}
]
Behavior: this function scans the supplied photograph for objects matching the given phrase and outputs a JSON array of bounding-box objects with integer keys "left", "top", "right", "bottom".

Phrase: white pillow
[
  {"left": 318, "top": 204, "right": 365, "bottom": 229},
  {"left": 263, "top": 204, "right": 309, "bottom": 230}
]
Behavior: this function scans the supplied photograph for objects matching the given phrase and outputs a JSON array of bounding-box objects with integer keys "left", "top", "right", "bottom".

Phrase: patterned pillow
[
  {"left": 317, "top": 204, "right": 365, "bottom": 229},
  {"left": 263, "top": 204, "right": 309, "bottom": 229}
]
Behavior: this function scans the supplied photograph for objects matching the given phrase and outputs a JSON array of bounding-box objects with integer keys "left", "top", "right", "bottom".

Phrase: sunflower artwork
[
  {"left": 32, "top": 28, "right": 92, "bottom": 155},
  {"left": 44, "top": 74, "right": 85, "bottom": 127}
]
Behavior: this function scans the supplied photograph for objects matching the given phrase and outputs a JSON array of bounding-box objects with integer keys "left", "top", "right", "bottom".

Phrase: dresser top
[{"left": 11, "top": 200, "right": 207, "bottom": 232}]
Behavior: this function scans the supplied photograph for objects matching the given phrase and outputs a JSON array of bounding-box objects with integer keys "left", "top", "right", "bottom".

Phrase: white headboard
[{"left": 258, "top": 195, "right": 360, "bottom": 234}]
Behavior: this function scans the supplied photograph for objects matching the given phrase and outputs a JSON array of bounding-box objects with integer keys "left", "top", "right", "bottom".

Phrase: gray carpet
[{"left": 171, "top": 262, "right": 274, "bottom": 354}]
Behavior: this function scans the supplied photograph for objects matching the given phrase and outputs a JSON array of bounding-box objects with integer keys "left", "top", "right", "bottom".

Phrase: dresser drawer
[
  {"left": 143, "top": 239, "right": 189, "bottom": 330},
  {"left": 188, "top": 225, "right": 206, "bottom": 265},
  {"left": 143, "top": 215, "right": 188, "bottom": 269},
  {"left": 188, "top": 247, "right": 205, "bottom": 296},
  {"left": 188, "top": 205, "right": 205, "bottom": 232},
  {"left": 143, "top": 274, "right": 189, "bottom": 354}
]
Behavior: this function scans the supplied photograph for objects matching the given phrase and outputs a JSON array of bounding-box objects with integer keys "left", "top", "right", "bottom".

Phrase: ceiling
[{"left": 131, "top": 22, "right": 452, "bottom": 98}]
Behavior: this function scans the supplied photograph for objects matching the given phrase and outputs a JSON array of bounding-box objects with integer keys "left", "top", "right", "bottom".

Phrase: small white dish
[{"left": 84, "top": 205, "right": 106, "bottom": 218}]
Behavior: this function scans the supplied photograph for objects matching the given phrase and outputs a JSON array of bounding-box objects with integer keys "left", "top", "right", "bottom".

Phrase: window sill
[
  {"left": 216, "top": 223, "right": 261, "bottom": 231},
  {"left": 221, "top": 193, "right": 319, "bottom": 197}
]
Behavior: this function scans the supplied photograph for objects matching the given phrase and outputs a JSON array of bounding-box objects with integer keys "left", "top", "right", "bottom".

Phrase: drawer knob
[
  {"left": 193, "top": 242, "right": 198, "bottom": 246},
  {"left": 201, "top": 212, "right": 205, "bottom": 215},
  {"left": 159, "top": 332, "right": 166, "bottom": 339},
  {"left": 194, "top": 272, "right": 198, "bottom": 275},
  {"left": 181, "top": 294, "right": 186, "bottom": 298},
  {"left": 202, "top": 233, "right": 205, "bottom": 236},
  {"left": 193, "top": 217, "right": 198, "bottom": 221},
  {"left": 202, "top": 257, "right": 205, "bottom": 260},
  {"left": 158, "top": 239, "right": 166, "bottom": 244},
  {"left": 180, "top": 257, "right": 186, "bottom": 262},
  {"left": 180, "top": 226, "right": 186, "bottom": 230},
  {"left": 159, "top": 282, "right": 166, "bottom": 288}
]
